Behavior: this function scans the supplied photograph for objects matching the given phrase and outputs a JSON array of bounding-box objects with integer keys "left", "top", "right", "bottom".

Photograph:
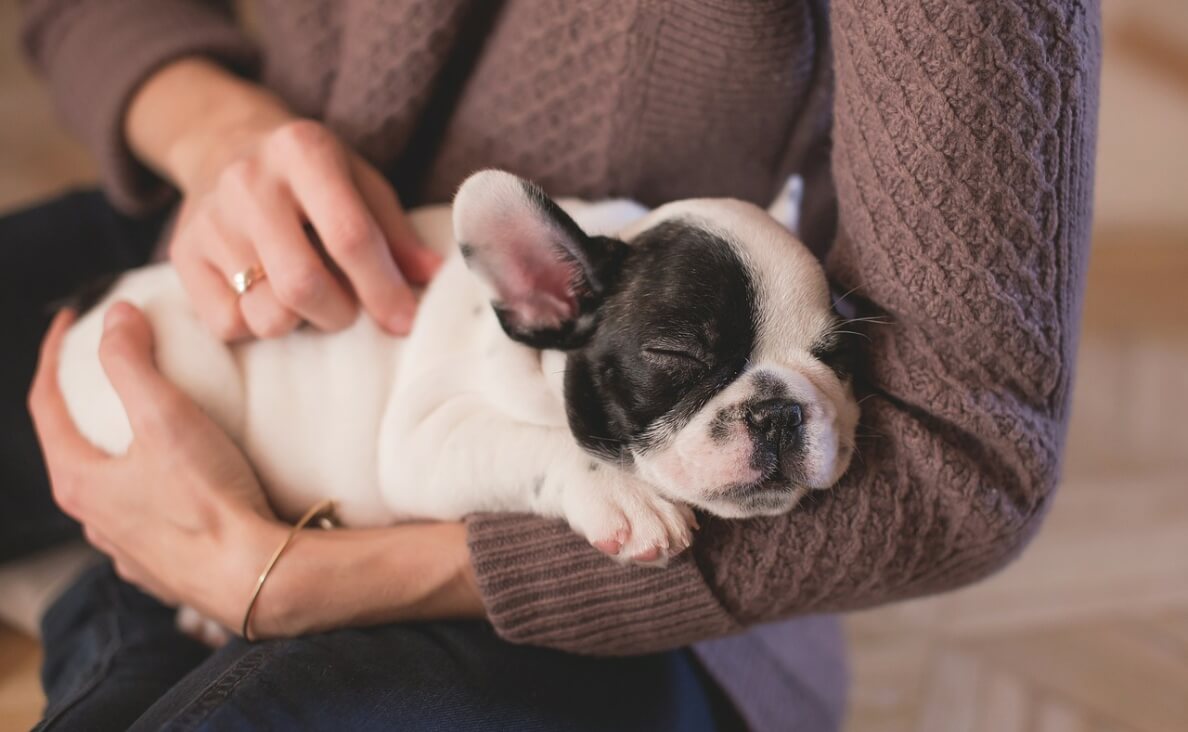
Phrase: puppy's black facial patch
[
  {"left": 565, "top": 220, "right": 758, "bottom": 458},
  {"left": 708, "top": 407, "right": 738, "bottom": 444}
]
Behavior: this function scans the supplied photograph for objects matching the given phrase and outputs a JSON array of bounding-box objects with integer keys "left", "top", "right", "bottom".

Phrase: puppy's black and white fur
[{"left": 57, "top": 171, "right": 858, "bottom": 637}]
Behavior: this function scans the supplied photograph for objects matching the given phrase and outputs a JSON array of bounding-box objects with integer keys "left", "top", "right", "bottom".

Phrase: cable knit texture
[{"left": 23, "top": 1, "right": 1099, "bottom": 727}]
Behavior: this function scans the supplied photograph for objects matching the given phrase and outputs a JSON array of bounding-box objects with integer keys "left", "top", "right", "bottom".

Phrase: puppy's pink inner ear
[{"left": 498, "top": 249, "right": 579, "bottom": 331}]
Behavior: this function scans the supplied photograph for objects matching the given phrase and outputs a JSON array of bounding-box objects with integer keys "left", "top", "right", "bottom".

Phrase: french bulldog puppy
[{"left": 57, "top": 170, "right": 859, "bottom": 636}]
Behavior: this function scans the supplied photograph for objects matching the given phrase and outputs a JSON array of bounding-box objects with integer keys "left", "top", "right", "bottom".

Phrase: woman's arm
[
  {"left": 244, "top": 521, "right": 484, "bottom": 638},
  {"left": 22, "top": 0, "right": 256, "bottom": 213},
  {"left": 26, "top": 5, "right": 438, "bottom": 340},
  {"left": 124, "top": 57, "right": 292, "bottom": 197},
  {"left": 460, "top": 0, "right": 1102, "bottom": 654},
  {"left": 29, "top": 305, "right": 483, "bottom": 636}
]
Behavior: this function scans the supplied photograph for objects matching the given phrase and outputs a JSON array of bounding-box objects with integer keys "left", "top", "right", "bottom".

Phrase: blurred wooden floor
[{"left": 2, "top": 1, "right": 1187, "bottom": 730}]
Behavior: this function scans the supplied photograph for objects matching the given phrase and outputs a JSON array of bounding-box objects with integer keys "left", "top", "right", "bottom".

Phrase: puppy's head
[{"left": 454, "top": 170, "right": 859, "bottom": 518}]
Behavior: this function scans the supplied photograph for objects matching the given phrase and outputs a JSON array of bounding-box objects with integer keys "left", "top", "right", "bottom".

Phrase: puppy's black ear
[{"left": 453, "top": 170, "right": 625, "bottom": 349}]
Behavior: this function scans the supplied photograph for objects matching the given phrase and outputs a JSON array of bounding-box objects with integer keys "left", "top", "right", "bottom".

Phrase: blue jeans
[
  {"left": 2, "top": 191, "right": 742, "bottom": 731},
  {"left": 38, "top": 564, "right": 731, "bottom": 731}
]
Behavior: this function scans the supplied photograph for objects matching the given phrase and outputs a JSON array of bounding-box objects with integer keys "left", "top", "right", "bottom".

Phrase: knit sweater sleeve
[
  {"left": 21, "top": 0, "right": 258, "bottom": 214},
  {"left": 465, "top": 0, "right": 1101, "bottom": 655}
]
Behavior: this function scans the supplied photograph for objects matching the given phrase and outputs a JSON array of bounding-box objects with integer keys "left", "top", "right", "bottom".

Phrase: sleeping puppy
[{"left": 57, "top": 170, "right": 859, "bottom": 634}]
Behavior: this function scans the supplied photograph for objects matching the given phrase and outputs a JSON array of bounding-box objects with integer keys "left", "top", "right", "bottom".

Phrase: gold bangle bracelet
[{"left": 241, "top": 498, "right": 336, "bottom": 642}]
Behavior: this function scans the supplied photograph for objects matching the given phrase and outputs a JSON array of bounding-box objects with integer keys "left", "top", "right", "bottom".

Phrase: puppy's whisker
[
  {"left": 584, "top": 435, "right": 619, "bottom": 445},
  {"left": 839, "top": 316, "right": 893, "bottom": 327},
  {"left": 832, "top": 283, "right": 864, "bottom": 304},
  {"left": 853, "top": 429, "right": 887, "bottom": 442},
  {"left": 829, "top": 329, "right": 870, "bottom": 342},
  {"left": 851, "top": 418, "right": 888, "bottom": 440}
]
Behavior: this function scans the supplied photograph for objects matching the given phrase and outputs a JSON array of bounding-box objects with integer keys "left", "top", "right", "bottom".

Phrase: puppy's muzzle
[{"left": 745, "top": 398, "right": 803, "bottom": 454}]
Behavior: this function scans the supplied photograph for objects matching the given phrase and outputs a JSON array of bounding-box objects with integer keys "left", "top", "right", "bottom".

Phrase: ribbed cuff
[
  {"left": 466, "top": 514, "right": 739, "bottom": 656},
  {"left": 31, "top": 0, "right": 258, "bottom": 214}
]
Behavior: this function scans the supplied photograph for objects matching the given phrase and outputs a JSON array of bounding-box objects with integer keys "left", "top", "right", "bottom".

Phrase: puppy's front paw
[{"left": 564, "top": 478, "right": 697, "bottom": 566}]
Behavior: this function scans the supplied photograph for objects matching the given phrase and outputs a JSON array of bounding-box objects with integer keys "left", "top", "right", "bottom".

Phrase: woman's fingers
[
  {"left": 92, "top": 528, "right": 179, "bottom": 605},
  {"left": 97, "top": 303, "right": 205, "bottom": 440},
  {"left": 172, "top": 120, "right": 442, "bottom": 340},
  {"left": 280, "top": 126, "right": 418, "bottom": 334},
  {"left": 27, "top": 311, "right": 103, "bottom": 464},
  {"left": 205, "top": 221, "right": 302, "bottom": 338},
  {"left": 174, "top": 252, "right": 251, "bottom": 341},
  {"left": 352, "top": 158, "right": 442, "bottom": 286},
  {"left": 239, "top": 279, "right": 303, "bottom": 339},
  {"left": 172, "top": 210, "right": 251, "bottom": 341},
  {"left": 82, "top": 526, "right": 124, "bottom": 564},
  {"left": 27, "top": 310, "right": 109, "bottom": 518},
  {"left": 228, "top": 179, "right": 358, "bottom": 332}
]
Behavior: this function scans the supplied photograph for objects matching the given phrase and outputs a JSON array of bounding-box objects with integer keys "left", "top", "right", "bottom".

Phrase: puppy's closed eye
[
  {"left": 810, "top": 331, "right": 856, "bottom": 380},
  {"left": 642, "top": 341, "right": 710, "bottom": 372}
]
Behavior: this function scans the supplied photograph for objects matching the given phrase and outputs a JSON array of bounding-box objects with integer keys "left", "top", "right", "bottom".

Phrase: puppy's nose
[{"left": 745, "top": 399, "right": 803, "bottom": 451}]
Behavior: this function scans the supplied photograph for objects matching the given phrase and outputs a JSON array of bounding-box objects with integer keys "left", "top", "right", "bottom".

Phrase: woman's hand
[
  {"left": 29, "top": 306, "right": 276, "bottom": 626},
  {"left": 29, "top": 305, "right": 484, "bottom": 636},
  {"left": 127, "top": 58, "right": 441, "bottom": 341}
]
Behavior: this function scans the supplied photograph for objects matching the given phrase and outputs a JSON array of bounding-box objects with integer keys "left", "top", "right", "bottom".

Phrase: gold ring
[{"left": 230, "top": 265, "right": 266, "bottom": 296}]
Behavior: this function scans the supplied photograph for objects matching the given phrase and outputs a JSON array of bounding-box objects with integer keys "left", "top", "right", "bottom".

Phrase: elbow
[{"left": 924, "top": 435, "right": 1065, "bottom": 596}]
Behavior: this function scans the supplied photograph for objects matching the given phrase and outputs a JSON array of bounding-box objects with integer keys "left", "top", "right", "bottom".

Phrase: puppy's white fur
[{"left": 58, "top": 197, "right": 688, "bottom": 543}]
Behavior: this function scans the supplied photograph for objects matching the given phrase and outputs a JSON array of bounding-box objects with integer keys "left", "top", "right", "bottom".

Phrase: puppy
[{"left": 58, "top": 171, "right": 859, "bottom": 635}]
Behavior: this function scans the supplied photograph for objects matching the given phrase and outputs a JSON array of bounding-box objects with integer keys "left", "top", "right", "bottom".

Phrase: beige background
[{"left": 2, "top": 1, "right": 1187, "bottom": 729}]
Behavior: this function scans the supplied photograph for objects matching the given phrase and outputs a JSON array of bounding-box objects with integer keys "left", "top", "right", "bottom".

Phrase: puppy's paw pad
[
  {"left": 630, "top": 546, "right": 664, "bottom": 563},
  {"left": 592, "top": 537, "right": 624, "bottom": 556},
  {"left": 567, "top": 496, "right": 629, "bottom": 556},
  {"left": 564, "top": 476, "right": 695, "bottom": 565},
  {"left": 617, "top": 497, "right": 694, "bottom": 566}
]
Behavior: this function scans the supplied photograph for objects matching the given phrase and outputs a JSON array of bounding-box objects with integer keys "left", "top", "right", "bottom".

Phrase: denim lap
[{"left": 37, "top": 563, "right": 212, "bottom": 731}]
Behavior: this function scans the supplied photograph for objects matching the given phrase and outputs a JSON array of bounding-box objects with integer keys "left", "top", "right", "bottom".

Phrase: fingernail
[
  {"left": 420, "top": 249, "right": 444, "bottom": 274},
  {"left": 103, "top": 303, "right": 132, "bottom": 332},
  {"left": 387, "top": 309, "right": 414, "bottom": 334}
]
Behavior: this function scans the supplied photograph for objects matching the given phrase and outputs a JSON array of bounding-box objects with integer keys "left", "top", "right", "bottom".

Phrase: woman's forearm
[
  {"left": 458, "top": 0, "right": 1101, "bottom": 657},
  {"left": 242, "top": 518, "right": 485, "bottom": 639},
  {"left": 125, "top": 57, "right": 292, "bottom": 193}
]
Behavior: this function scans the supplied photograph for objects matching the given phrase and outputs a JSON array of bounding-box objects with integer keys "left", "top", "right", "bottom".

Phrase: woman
[{"left": 6, "top": 1, "right": 1099, "bottom": 729}]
